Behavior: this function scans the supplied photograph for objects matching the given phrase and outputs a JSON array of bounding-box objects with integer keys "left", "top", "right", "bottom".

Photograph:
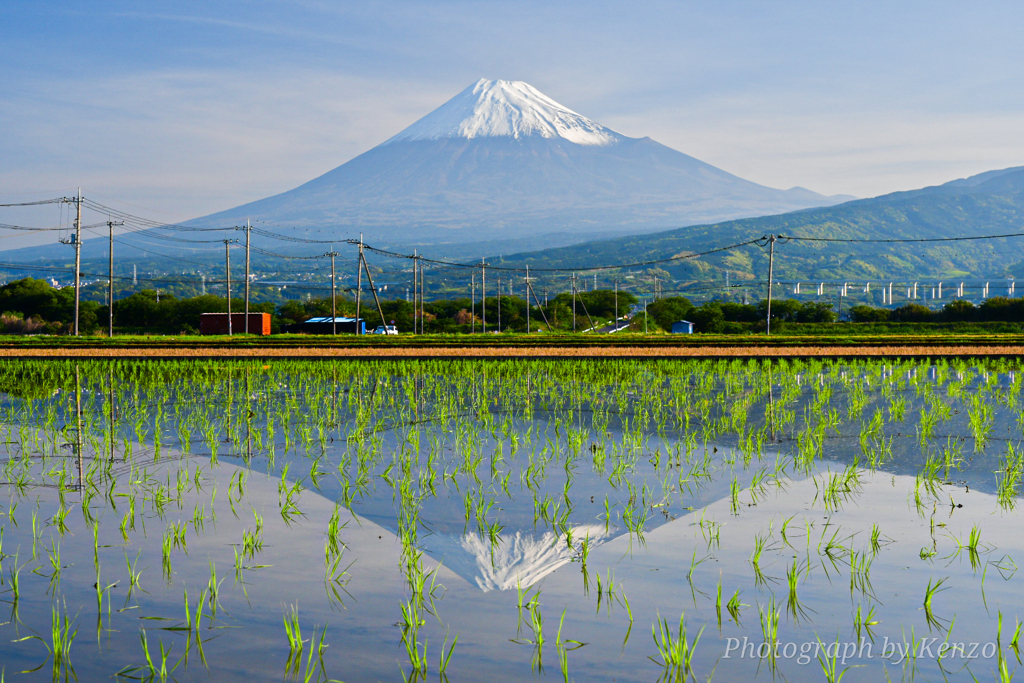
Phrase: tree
[
  {"left": 647, "top": 296, "right": 694, "bottom": 331},
  {"left": 849, "top": 305, "right": 890, "bottom": 323},
  {"left": 754, "top": 298, "right": 801, "bottom": 322},
  {"left": 0, "top": 278, "right": 101, "bottom": 333},
  {"left": 890, "top": 304, "right": 935, "bottom": 323},
  {"left": 941, "top": 299, "right": 976, "bottom": 322},
  {"left": 690, "top": 302, "right": 725, "bottom": 333},
  {"left": 796, "top": 301, "right": 837, "bottom": 323},
  {"left": 979, "top": 297, "right": 1024, "bottom": 322}
]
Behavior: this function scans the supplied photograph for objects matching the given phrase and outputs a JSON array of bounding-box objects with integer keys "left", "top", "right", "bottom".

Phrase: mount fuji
[{"left": 188, "top": 79, "right": 851, "bottom": 252}]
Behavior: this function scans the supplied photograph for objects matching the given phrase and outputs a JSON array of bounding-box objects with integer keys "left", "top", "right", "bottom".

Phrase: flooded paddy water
[{"left": 0, "top": 357, "right": 1022, "bottom": 682}]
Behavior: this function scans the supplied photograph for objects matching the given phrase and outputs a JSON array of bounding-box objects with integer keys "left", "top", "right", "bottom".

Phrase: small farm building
[{"left": 670, "top": 320, "right": 695, "bottom": 334}]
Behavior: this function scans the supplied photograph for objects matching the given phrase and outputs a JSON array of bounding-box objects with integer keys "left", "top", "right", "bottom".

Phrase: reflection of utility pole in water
[
  {"left": 767, "top": 366, "right": 776, "bottom": 442},
  {"left": 245, "top": 368, "right": 252, "bottom": 464},
  {"left": 75, "top": 364, "right": 84, "bottom": 490},
  {"left": 109, "top": 368, "right": 116, "bottom": 462}
]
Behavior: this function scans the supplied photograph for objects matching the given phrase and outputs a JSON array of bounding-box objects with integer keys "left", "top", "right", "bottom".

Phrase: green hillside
[{"left": 495, "top": 167, "right": 1024, "bottom": 291}]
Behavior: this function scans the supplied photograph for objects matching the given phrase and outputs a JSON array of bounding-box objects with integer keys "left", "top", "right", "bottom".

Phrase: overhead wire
[{"left": 781, "top": 231, "right": 1024, "bottom": 244}]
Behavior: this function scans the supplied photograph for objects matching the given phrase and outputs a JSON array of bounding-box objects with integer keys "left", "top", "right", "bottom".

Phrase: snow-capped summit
[{"left": 385, "top": 79, "right": 622, "bottom": 147}]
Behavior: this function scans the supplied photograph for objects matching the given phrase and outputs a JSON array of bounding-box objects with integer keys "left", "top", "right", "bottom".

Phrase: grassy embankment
[{"left": 2, "top": 324, "right": 1024, "bottom": 356}]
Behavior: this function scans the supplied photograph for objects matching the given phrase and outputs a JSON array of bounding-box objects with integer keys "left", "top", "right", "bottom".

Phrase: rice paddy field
[{"left": 0, "top": 357, "right": 1022, "bottom": 682}]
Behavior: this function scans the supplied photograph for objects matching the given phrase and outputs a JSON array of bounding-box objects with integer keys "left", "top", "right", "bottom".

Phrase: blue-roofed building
[{"left": 670, "top": 320, "right": 695, "bottom": 334}]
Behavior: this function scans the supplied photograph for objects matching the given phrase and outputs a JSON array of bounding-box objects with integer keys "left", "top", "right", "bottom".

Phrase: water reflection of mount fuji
[{"left": 418, "top": 524, "right": 611, "bottom": 592}]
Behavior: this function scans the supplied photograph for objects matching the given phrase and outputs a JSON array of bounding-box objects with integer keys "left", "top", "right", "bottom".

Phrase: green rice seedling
[
  {"left": 438, "top": 631, "right": 458, "bottom": 678},
  {"left": 206, "top": 561, "right": 225, "bottom": 618},
  {"left": 997, "top": 442, "right": 1024, "bottom": 509},
  {"left": 649, "top": 612, "right": 703, "bottom": 680},
  {"left": 729, "top": 475, "right": 740, "bottom": 515},
  {"left": 759, "top": 598, "right": 780, "bottom": 670},
  {"left": 966, "top": 525, "right": 983, "bottom": 566},
  {"left": 577, "top": 531, "right": 591, "bottom": 567},
  {"left": 12, "top": 602, "right": 78, "bottom": 679},
  {"left": 994, "top": 613, "right": 1015, "bottom": 683},
  {"left": 124, "top": 550, "right": 144, "bottom": 600},
  {"left": 50, "top": 504, "right": 70, "bottom": 536},
  {"left": 923, "top": 577, "right": 949, "bottom": 630},
  {"left": 515, "top": 579, "right": 536, "bottom": 631},
  {"left": 853, "top": 603, "right": 878, "bottom": 642},
  {"left": 967, "top": 394, "right": 994, "bottom": 448},
  {"left": 38, "top": 539, "right": 65, "bottom": 590},
  {"left": 687, "top": 549, "right": 710, "bottom": 584},
  {"left": 284, "top": 603, "right": 306, "bottom": 654},
  {"left": 324, "top": 504, "right": 346, "bottom": 563},
  {"left": 294, "top": 626, "right": 329, "bottom": 683},
  {"left": 815, "top": 635, "right": 855, "bottom": 682},
  {"left": 526, "top": 593, "right": 544, "bottom": 648},
  {"left": 940, "top": 437, "right": 964, "bottom": 476},
  {"left": 889, "top": 394, "right": 906, "bottom": 422},
  {"left": 128, "top": 630, "right": 179, "bottom": 683},
  {"left": 6, "top": 552, "right": 23, "bottom": 604},
  {"left": 620, "top": 591, "right": 634, "bottom": 647},
  {"left": 849, "top": 550, "right": 874, "bottom": 597},
  {"left": 324, "top": 552, "right": 353, "bottom": 608},
  {"left": 555, "top": 609, "right": 570, "bottom": 682},
  {"left": 726, "top": 590, "right": 745, "bottom": 625},
  {"left": 749, "top": 532, "right": 774, "bottom": 586},
  {"left": 780, "top": 514, "right": 797, "bottom": 549},
  {"left": 786, "top": 557, "right": 811, "bottom": 621},
  {"left": 242, "top": 511, "right": 265, "bottom": 558},
  {"left": 698, "top": 515, "right": 722, "bottom": 550},
  {"left": 870, "top": 524, "right": 883, "bottom": 555}
]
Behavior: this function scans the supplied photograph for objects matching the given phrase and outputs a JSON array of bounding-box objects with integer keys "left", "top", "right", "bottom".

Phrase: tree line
[{"left": 4, "top": 276, "right": 1024, "bottom": 335}]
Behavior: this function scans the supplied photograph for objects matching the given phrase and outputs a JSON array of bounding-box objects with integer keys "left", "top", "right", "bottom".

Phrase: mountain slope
[
  {"left": 188, "top": 79, "right": 850, "bottom": 247},
  {"left": 495, "top": 167, "right": 1024, "bottom": 284}
]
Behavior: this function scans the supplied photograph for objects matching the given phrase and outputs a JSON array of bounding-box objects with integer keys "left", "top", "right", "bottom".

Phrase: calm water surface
[{"left": 0, "top": 358, "right": 1021, "bottom": 682}]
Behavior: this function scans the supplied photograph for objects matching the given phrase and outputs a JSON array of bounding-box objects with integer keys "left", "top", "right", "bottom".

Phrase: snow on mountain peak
[{"left": 385, "top": 79, "right": 622, "bottom": 147}]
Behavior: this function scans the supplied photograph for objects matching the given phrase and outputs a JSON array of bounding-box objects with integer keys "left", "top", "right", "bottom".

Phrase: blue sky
[{"left": 2, "top": 1, "right": 1024, "bottom": 246}]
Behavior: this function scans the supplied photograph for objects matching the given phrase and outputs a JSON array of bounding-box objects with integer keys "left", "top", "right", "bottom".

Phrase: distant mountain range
[
  {"left": 4, "top": 79, "right": 1023, "bottom": 291},
  {"left": 495, "top": 166, "right": 1024, "bottom": 286}
]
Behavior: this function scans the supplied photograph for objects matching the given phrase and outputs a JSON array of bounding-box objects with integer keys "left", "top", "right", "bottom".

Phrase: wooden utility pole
[
  {"left": 471, "top": 273, "right": 475, "bottom": 333},
  {"left": 329, "top": 251, "right": 338, "bottom": 335},
  {"left": 355, "top": 234, "right": 363, "bottom": 334},
  {"left": 360, "top": 248, "right": 387, "bottom": 331},
  {"left": 106, "top": 219, "right": 123, "bottom": 337},
  {"left": 481, "top": 259, "right": 486, "bottom": 333},
  {"left": 525, "top": 266, "right": 530, "bottom": 334},
  {"left": 74, "top": 188, "right": 82, "bottom": 336},
  {"left": 244, "top": 219, "right": 251, "bottom": 334},
  {"left": 572, "top": 272, "right": 577, "bottom": 332},
  {"left": 412, "top": 251, "right": 418, "bottom": 334},
  {"left": 766, "top": 234, "right": 776, "bottom": 336},
  {"left": 497, "top": 275, "right": 501, "bottom": 332},
  {"left": 526, "top": 279, "right": 553, "bottom": 331},
  {"left": 224, "top": 239, "right": 233, "bottom": 336}
]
